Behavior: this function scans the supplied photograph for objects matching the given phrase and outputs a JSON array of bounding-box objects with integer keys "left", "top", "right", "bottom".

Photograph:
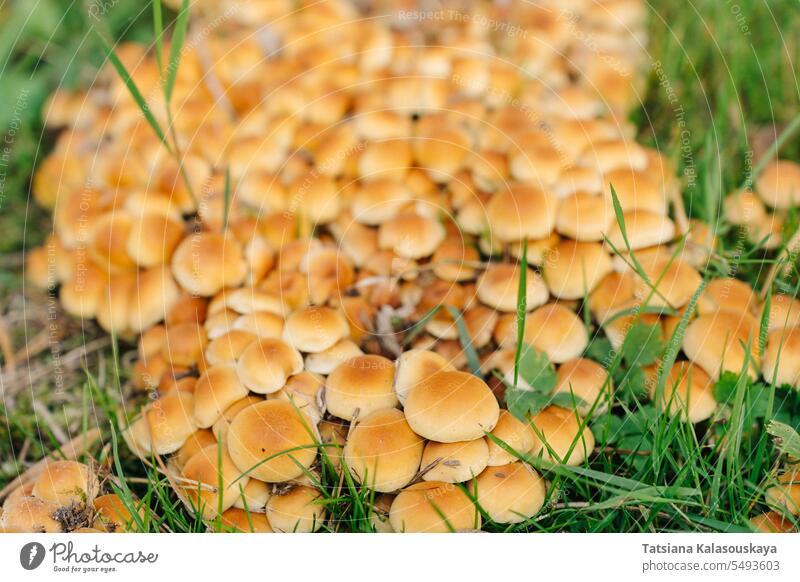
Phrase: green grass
[{"left": 1, "top": 0, "right": 800, "bottom": 533}]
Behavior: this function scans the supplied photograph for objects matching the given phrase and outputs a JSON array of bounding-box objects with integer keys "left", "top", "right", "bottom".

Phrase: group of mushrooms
[{"left": 6, "top": 0, "right": 800, "bottom": 532}]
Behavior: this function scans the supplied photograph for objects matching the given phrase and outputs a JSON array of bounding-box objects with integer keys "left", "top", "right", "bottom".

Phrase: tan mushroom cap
[
  {"left": 554, "top": 358, "right": 611, "bottom": 416},
  {"left": 135, "top": 391, "right": 198, "bottom": 455},
  {"left": 97, "top": 273, "right": 135, "bottom": 335},
  {"left": 389, "top": 481, "right": 480, "bottom": 533},
  {"left": 205, "top": 330, "right": 257, "bottom": 365},
  {"left": 605, "top": 210, "right": 676, "bottom": 251},
  {"left": 33, "top": 460, "right": 98, "bottom": 506},
  {"left": 325, "top": 355, "right": 398, "bottom": 420},
  {"left": 304, "top": 339, "right": 364, "bottom": 375},
  {"left": 589, "top": 271, "right": 636, "bottom": 322},
  {"left": 93, "top": 494, "right": 144, "bottom": 532},
  {"left": 486, "top": 185, "right": 557, "bottom": 242},
  {"left": 193, "top": 364, "right": 249, "bottom": 428},
  {"left": 723, "top": 190, "right": 767, "bottom": 226},
  {"left": 544, "top": 240, "right": 613, "bottom": 300},
  {"left": 266, "top": 486, "right": 326, "bottom": 533},
  {"left": 523, "top": 303, "right": 589, "bottom": 364},
  {"left": 632, "top": 256, "right": 703, "bottom": 309},
  {"left": 650, "top": 362, "right": 717, "bottom": 423},
  {"left": 697, "top": 278, "right": 757, "bottom": 315},
  {"left": 232, "top": 478, "right": 271, "bottom": 512},
  {"left": 237, "top": 338, "right": 304, "bottom": 394},
  {"left": 683, "top": 310, "right": 760, "bottom": 379},
  {"left": 750, "top": 511, "right": 796, "bottom": 533},
  {"left": 556, "top": 191, "right": 615, "bottom": 244},
  {"left": 180, "top": 444, "right": 248, "bottom": 520},
  {"left": 763, "top": 327, "right": 800, "bottom": 387},
  {"left": 476, "top": 263, "right": 549, "bottom": 313},
  {"left": 394, "top": 349, "right": 455, "bottom": 405},
  {"left": 212, "top": 395, "right": 264, "bottom": 442},
  {"left": 747, "top": 212, "right": 783, "bottom": 250},
  {"left": 756, "top": 159, "right": 800, "bottom": 209},
  {"left": 163, "top": 321, "right": 207, "bottom": 367},
  {"left": 486, "top": 410, "right": 537, "bottom": 466},
  {"left": 60, "top": 263, "right": 107, "bottom": 320},
  {"left": 232, "top": 311, "right": 285, "bottom": 339},
  {"left": 344, "top": 408, "right": 424, "bottom": 492},
  {"left": 174, "top": 429, "right": 219, "bottom": 470},
  {"left": 0, "top": 496, "right": 62, "bottom": 532},
  {"left": 350, "top": 180, "right": 410, "bottom": 225},
  {"left": 765, "top": 469, "right": 800, "bottom": 515},
  {"left": 358, "top": 139, "right": 412, "bottom": 182},
  {"left": 227, "top": 400, "right": 317, "bottom": 483},
  {"left": 129, "top": 265, "right": 181, "bottom": 333},
  {"left": 171, "top": 232, "right": 247, "bottom": 297},
  {"left": 603, "top": 169, "right": 668, "bottom": 215},
  {"left": 126, "top": 211, "right": 185, "bottom": 267},
  {"left": 476, "top": 462, "right": 546, "bottom": 524},
  {"left": 283, "top": 306, "right": 350, "bottom": 353},
  {"left": 529, "top": 406, "right": 595, "bottom": 466},
  {"left": 218, "top": 508, "right": 274, "bottom": 533},
  {"left": 421, "top": 439, "right": 490, "bottom": 484},
  {"left": 270, "top": 371, "right": 326, "bottom": 425},
  {"left": 405, "top": 370, "right": 500, "bottom": 442},
  {"left": 378, "top": 211, "right": 446, "bottom": 259},
  {"left": 432, "top": 236, "right": 480, "bottom": 282},
  {"left": 760, "top": 294, "right": 800, "bottom": 332},
  {"left": 579, "top": 138, "right": 647, "bottom": 174}
]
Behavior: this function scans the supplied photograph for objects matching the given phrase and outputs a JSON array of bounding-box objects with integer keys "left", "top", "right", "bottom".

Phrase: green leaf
[
  {"left": 621, "top": 321, "right": 665, "bottom": 367},
  {"left": 95, "top": 32, "right": 169, "bottom": 147},
  {"left": 165, "top": 0, "right": 190, "bottom": 103},
  {"left": 444, "top": 305, "right": 481, "bottom": 376},
  {"left": 505, "top": 388, "right": 551, "bottom": 422},
  {"left": 766, "top": 421, "right": 800, "bottom": 458},
  {"left": 503, "top": 344, "right": 559, "bottom": 421},
  {"left": 517, "top": 344, "right": 557, "bottom": 392}
]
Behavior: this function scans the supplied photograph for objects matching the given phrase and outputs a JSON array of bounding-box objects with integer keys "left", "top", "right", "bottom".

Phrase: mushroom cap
[
  {"left": 0, "top": 496, "right": 62, "bottom": 532},
  {"left": 432, "top": 236, "right": 480, "bottom": 282},
  {"left": 304, "top": 339, "right": 364, "bottom": 375},
  {"left": 603, "top": 169, "right": 667, "bottom": 215},
  {"left": 174, "top": 429, "right": 219, "bottom": 470},
  {"left": 750, "top": 511, "right": 796, "bottom": 533},
  {"left": 683, "top": 310, "right": 759, "bottom": 379},
  {"left": 554, "top": 358, "right": 611, "bottom": 416},
  {"left": 171, "top": 232, "right": 247, "bottom": 297},
  {"left": 486, "top": 185, "right": 557, "bottom": 242},
  {"left": 476, "top": 263, "right": 549, "bottom": 313},
  {"left": 227, "top": 400, "right": 318, "bottom": 483},
  {"left": 544, "top": 240, "right": 613, "bottom": 300},
  {"left": 632, "top": 256, "right": 703, "bottom": 309},
  {"left": 270, "top": 371, "right": 326, "bottom": 425},
  {"left": 523, "top": 303, "right": 589, "bottom": 363},
  {"left": 266, "top": 486, "right": 326, "bottom": 532},
  {"left": 394, "top": 349, "right": 455, "bottom": 405},
  {"left": 589, "top": 271, "right": 637, "bottom": 322},
  {"left": 760, "top": 294, "right": 800, "bottom": 332},
  {"left": 138, "top": 391, "right": 198, "bottom": 455},
  {"left": 529, "top": 406, "right": 595, "bottom": 466},
  {"left": 325, "top": 355, "right": 399, "bottom": 420},
  {"left": 378, "top": 212, "right": 446, "bottom": 259},
  {"left": 421, "top": 439, "right": 490, "bottom": 483},
  {"left": 344, "top": 408, "right": 424, "bottom": 492},
  {"left": 237, "top": 338, "right": 304, "bottom": 394},
  {"left": 723, "top": 190, "right": 767, "bottom": 226},
  {"left": 163, "top": 322, "right": 208, "bottom": 367},
  {"left": 555, "top": 191, "right": 613, "bottom": 241},
  {"left": 283, "top": 306, "right": 350, "bottom": 353},
  {"left": 93, "top": 494, "right": 144, "bottom": 532},
  {"left": 205, "top": 330, "right": 257, "bottom": 365},
  {"left": 765, "top": 469, "right": 800, "bottom": 515},
  {"left": 231, "top": 311, "right": 285, "bottom": 339},
  {"left": 193, "top": 364, "right": 249, "bottom": 428},
  {"left": 33, "top": 460, "right": 98, "bottom": 506},
  {"left": 358, "top": 138, "right": 412, "bottom": 182},
  {"left": 218, "top": 508, "right": 274, "bottom": 533},
  {"left": 650, "top": 362, "right": 717, "bottom": 423},
  {"left": 389, "top": 481, "right": 480, "bottom": 533},
  {"left": 350, "top": 179, "right": 410, "bottom": 225},
  {"left": 60, "top": 262, "right": 107, "bottom": 320},
  {"left": 180, "top": 444, "right": 248, "bottom": 519},
  {"left": 129, "top": 265, "right": 181, "bottom": 333},
  {"left": 476, "top": 462, "right": 546, "bottom": 524},
  {"left": 763, "top": 327, "right": 800, "bottom": 388},
  {"left": 212, "top": 395, "right": 264, "bottom": 442},
  {"left": 126, "top": 211, "right": 185, "bottom": 267},
  {"left": 486, "top": 410, "right": 537, "bottom": 466},
  {"left": 579, "top": 138, "right": 647, "bottom": 174},
  {"left": 97, "top": 273, "right": 135, "bottom": 335},
  {"left": 697, "top": 278, "right": 757, "bottom": 316},
  {"left": 756, "top": 159, "right": 800, "bottom": 209},
  {"left": 605, "top": 210, "right": 675, "bottom": 251},
  {"left": 232, "top": 478, "right": 271, "bottom": 512},
  {"left": 405, "top": 370, "right": 500, "bottom": 442}
]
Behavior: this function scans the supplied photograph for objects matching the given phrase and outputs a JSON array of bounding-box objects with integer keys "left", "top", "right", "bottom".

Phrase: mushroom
[
  {"left": 476, "top": 263, "right": 549, "bottom": 312},
  {"left": 604, "top": 210, "right": 675, "bottom": 251},
  {"left": 232, "top": 479, "right": 271, "bottom": 513},
  {"left": 33, "top": 460, "right": 99, "bottom": 506},
  {"left": 193, "top": 364, "right": 249, "bottom": 428},
  {"left": 486, "top": 410, "right": 537, "bottom": 466},
  {"left": 205, "top": 330, "right": 257, "bottom": 365},
  {"left": 760, "top": 294, "right": 800, "bottom": 332},
  {"left": 236, "top": 338, "right": 304, "bottom": 394},
  {"left": 283, "top": 306, "right": 350, "bottom": 353},
  {"left": 389, "top": 481, "right": 480, "bottom": 533},
  {"left": 344, "top": 408, "right": 424, "bottom": 492},
  {"left": 218, "top": 508, "right": 274, "bottom": 533},
  {"left": 211, "top": 395, "right": 264, "bottom": 442},
  {"left": 554, "top": 358, "right": 612, "bottom": 416},
  {"left": 378, "top": 211, "right": 446, "bottom": 259},
  {"left": 394, "top": 349, "right": 455, "bottom": 405},
  {"left": 763, "top": 327, "right": 800, "bottom": 387},
  {"left": 486, "top": 184, "right": 557, "bottom": 242},
  {"left": 421, "top": 439, "right": 490, "bottom": 484},
  {"left": 171, "top": 232, "right": 247, "bottom": 297},
  {"left": 683, "top": 310, "right": 759, "bottom": 379},
  {"left": 523, "top": 303, "right": 589, "bottom": 363},
  {"left": 226, "top": 400, "right": 317, "bottom": 483},
  {"left": 756, "top": 159, "right": 800, "bottom": 210},
  {"left": 93, "top": 494, "right": 144, "bottom": 532},
  {"left": 404, "top": 370, "right": 500, "bottom": 442},
  {"left": 475, "top": 462, "right": 546, "bottom": 524},
  {"left": 750, "top": 511, "right": 796, "bottom": 533},
  {"left": 325, "top": 355, "right": 399, "bottom": 420},
  {"left": 697, "top": 278, "right": 757, "bottom": 316},
  {"left": 129, "top": 265, "right": 181, "bottom": 333},
  {"left": 529, "top": 406, "right": 595, "bottom": 466},
  {"left": 555, "top": 191, "right": 613, "bottom": 241},
  {"left": 765, "top": 469, "right": 800, "bottom": 515},
  {"left": 305, "top": 339, "right": 364, "bottom": 375},
  {"left": 649, "top": 362, "right": 717, "bottom": 423},
  {"left": 266, "top": 486, "right": 326, "bottom": 533},
  {"left": 0, "top": 496, "right": 62, "bottom": 532},
  {"left": 543, "top": 240, "right": 613, "bottom": 300},
  {"left": 180, "top": 444, "right": 248, "bottom": 520},
  {"left": 132, "top": 391, "right": 198, "bottom": 455}
]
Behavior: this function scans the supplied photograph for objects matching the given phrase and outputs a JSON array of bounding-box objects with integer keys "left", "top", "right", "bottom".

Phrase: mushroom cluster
[
  {"left": 23, "top": 0, "right": 798, "bottom": 533},
  {"left": 0, "top": 461, "right": 144, "bottom": 533}
]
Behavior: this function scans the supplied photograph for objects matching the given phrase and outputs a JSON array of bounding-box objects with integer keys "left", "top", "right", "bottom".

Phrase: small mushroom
[
  {"left": 475, "top": 462, "right": 546, "bottom": 524},
  {"left": 266, "top": 486, "right": 326, "bottom": 533},
  {"left": 325, "top": 355, "right": 399, "bottom": 420},
  {"left": 389, "top": 481, "right": 479, "bottom": 533},
  {"left": 421, "top": 439, "right": 490, "bottom": 484}
]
